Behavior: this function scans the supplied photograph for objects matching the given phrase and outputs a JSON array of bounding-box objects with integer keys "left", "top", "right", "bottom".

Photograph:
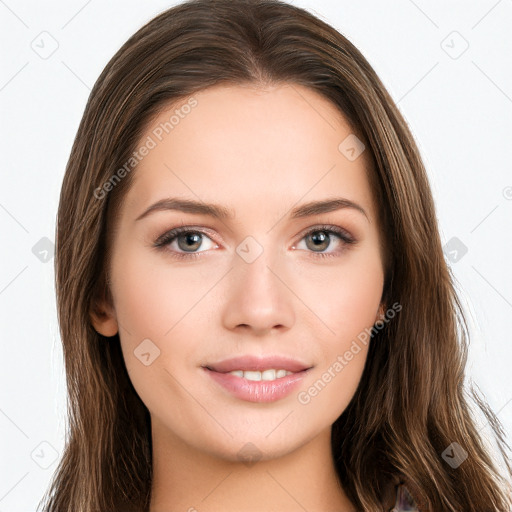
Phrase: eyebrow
[{"left": 135, "top": 196, "right": 368, "bottom": 222}]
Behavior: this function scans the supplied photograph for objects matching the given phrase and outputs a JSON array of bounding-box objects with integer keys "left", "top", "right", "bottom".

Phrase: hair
[{"left": 39, "top": 0, "right": 512, "bottom": 510}]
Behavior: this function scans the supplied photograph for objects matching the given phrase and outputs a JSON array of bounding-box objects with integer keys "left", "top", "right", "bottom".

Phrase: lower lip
[{"left": 203, "top": 367, "right": 310, "bottom": 403}]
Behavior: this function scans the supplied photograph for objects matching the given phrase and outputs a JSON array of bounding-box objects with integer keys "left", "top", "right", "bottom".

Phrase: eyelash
[{"left": 153, "top": 224, "right": 356, "bottom": 260}]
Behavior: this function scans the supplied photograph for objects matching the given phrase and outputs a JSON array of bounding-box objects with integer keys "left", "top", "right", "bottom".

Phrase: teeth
[
  {"left": 244, "top": 370, "right": 262, "bottom": 381},
  {"left": 228, "top": 369, "right": 294, "bottom": 381},
  {"left": 261, "top": 369, "right": 276, "bottom": 381}
]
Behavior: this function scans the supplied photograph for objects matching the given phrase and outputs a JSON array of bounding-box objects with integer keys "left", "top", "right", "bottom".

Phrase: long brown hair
[{"left": 39, "top": 0, "right": 512, "bottom": 510}]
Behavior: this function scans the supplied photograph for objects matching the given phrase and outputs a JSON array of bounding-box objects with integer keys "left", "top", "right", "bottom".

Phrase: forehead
[{"left": 123, "top": 83, "right": 376, "bottom": 223}]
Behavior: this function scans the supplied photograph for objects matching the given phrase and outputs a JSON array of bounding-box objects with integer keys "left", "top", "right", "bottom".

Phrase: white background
[{"left": 1, "top": 0, "right": 511, "bottom": 510}]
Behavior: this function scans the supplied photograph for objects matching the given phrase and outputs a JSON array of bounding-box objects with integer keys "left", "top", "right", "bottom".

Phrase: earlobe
[
  {"left": 375, "top": 302, "right": 386, "bottom": 324},
  {"left": 89, "top": 300, "right": 119, "bottom": 337}
]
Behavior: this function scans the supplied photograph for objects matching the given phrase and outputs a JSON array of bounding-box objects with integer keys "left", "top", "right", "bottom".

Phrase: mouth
[{"left": 202, "top": 356, "right": 313, "bottom": 403}]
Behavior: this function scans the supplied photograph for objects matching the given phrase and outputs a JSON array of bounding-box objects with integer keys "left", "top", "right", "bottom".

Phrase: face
[{"left": 92, "top": 83, "right": 385, "bottom": 462}]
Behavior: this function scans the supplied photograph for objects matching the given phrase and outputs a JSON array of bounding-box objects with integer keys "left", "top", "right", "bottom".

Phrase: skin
[{"left": 91, "top": 83, "right": 386, "bottom": 512}]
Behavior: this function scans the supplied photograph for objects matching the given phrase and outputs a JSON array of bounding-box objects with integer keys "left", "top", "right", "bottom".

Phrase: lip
[
  {"left": 202, "top": 355, "right": 314, "bottom": 404},
  {"left": 203, "top": 366, "right": 312, "bottom": 403},
  {"left": 204, "top": 355, "right": 312, "bottom": 373}
]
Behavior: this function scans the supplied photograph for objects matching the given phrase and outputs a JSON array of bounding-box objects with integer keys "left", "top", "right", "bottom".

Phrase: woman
[{"left": 39, "top": 0, "right": 512, "bottom": 510}]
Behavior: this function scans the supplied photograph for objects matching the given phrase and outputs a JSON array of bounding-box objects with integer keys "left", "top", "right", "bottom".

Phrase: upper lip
[{"left": 204, "top": 355, "right": 313, "bottom": 373}]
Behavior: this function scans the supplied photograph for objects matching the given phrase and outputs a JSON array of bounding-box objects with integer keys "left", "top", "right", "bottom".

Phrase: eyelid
[
  {"left": 153, "top": 225, "right": 218, "bottom": 250},
  {"left": 295, "top": 223, "right": 355, "bottom": 244},
  {"left": 153, "top": 223, "right": 356, "bottom": 258}
]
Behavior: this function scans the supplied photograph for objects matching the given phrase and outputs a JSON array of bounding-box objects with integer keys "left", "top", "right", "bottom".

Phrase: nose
[{"left": 221, "top": 247, "right": 295, "bottom": 335}]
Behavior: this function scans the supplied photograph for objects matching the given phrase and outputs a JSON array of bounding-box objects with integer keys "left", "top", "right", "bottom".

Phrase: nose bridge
[
  {"left": 239, "top": 244, "right": 277, "bottom": 290},
  {"left": 236, "top": 236, "right": 282, "bottom": 304},
  {"left": 221, "top": 234, "right": 295, "bottom": 332}
]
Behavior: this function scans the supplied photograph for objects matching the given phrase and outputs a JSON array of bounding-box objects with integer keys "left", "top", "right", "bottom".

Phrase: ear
[
  {"left": 89, "top": 281, "right": 118, "bottom": 337},
  {"left": 374, "top": 302, "right": 386, "bottom": 324}
]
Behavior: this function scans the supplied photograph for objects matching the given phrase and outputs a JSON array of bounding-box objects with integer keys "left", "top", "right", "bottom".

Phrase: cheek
[
  {"left": 111, "top": 246, "right": 209, "bottom": 341},
  {"left": 109, "top": 241, "right": 229, "bottom": 368},
  {"left": 110, "top": 249, "right": 208, "bottom": 415},
  {"left": 295, "top": 253, "right": 382, "bottom": 418},
  {"left": 296, "top": 248, "right": 384, "bottom": 343}
]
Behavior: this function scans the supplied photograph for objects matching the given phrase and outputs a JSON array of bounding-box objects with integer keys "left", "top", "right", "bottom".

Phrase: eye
[
  {"left": 154, "top": 224, "right": 356, "bottom": 260},
  {"left": 292, "top": 225, "right": 356, "bottom": 259},
  {"left": 154, "top": 226, "right": 218, "bottom": 259}
]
